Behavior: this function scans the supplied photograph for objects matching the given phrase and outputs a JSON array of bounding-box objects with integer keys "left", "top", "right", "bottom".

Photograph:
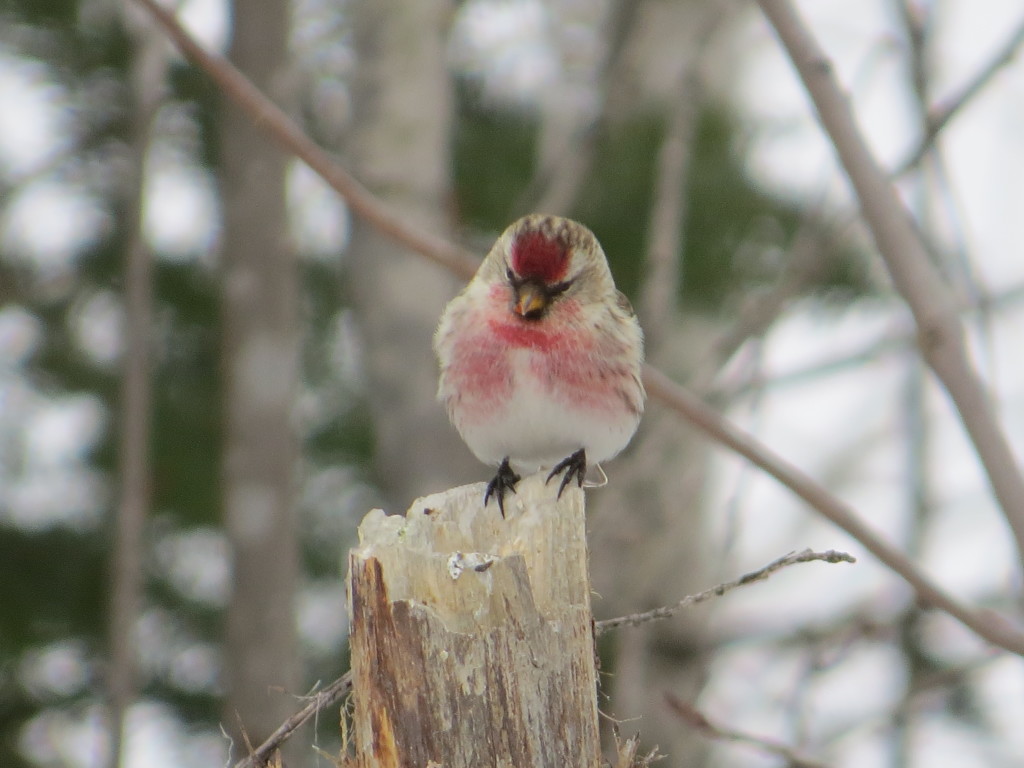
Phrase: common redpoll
[{"left": 434, "top": 214, "right": 645, "bottom": 516}]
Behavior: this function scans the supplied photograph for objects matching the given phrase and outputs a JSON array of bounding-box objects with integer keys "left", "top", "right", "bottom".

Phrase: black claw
[
  {"left": 484, "top": 457, "right": 520, "bottom": 518},
  {"left": 546, "top": 448, "right": 587, "bottom": 499}
]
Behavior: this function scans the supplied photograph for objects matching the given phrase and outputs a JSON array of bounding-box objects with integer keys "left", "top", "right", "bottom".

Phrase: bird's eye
[
  {"left": 549, "top": 279, "right": 573, "bottom": 297},
  {"left": 506, "top": 268, "right": 516, "bottom": 282}
]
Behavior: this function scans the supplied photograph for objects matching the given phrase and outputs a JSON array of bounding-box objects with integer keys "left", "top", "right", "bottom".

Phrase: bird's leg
[
  {"left": 484, "top": 457, "right": 521, "bottom": 518},
  {"left": 546, "top": 448, "right": 586, "bottom": 499}
]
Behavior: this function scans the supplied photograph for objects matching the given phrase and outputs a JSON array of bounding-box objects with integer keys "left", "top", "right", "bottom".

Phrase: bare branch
[
  {"left": 665, "top": 693, "right": 829, "bottom": 768},
  {"left": 596, "top": 549, "right": 854, "bottom": 634},
  {"left": 638, "top": 63, "right": 700, "bottom": 352},
  {"left": 895, "top": 11, "right": 1024, "bottom": 175},
  {"left": 639, "top": 3, "right": 736, "bottom": 353},
  {"left": 724, "top": 278, "right": 1024, "bottom": 397},
  {"left": 755, "top": 0, "right": 1024, "bottom": 572},
  {"left": 643, "top": 365, "right": 1024, "bottom": 655},
  {"left": 818, "top": 652, "right": 1000, "bottom": 750},
  {"left": 688, "top": 210, "right": 842, "bottom": 395},
  {"left": 129, "top": 0, "right": 478, "bottom": 282},
  {"left": 232, "top": 672, "right": 353, "bottom": 768}
]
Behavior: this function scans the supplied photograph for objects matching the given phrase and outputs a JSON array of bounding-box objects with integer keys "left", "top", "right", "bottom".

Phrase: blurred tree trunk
[
  {"left": 106, "top": 16, "right": 164, "bottom": 768},
  {"left": 220, "top": 0, "right": 301, "bottom": 758},
  {"left": 346, "top": 0, "right": 477, "bottom": 509}
]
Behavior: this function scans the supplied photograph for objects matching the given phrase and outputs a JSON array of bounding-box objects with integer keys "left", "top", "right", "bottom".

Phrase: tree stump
[{"left": 346, "top": 472, "right": 601, "bottom": 767}]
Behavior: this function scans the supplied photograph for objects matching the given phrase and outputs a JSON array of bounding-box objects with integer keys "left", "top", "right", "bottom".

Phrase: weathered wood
[{"left": 347, "top": 472, "right": 601, "bottom": 768}]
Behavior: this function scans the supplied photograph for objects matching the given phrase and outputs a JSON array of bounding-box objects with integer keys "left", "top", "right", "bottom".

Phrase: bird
[{"left": 434, "top": 214, "right": 645, "bottom": 516}]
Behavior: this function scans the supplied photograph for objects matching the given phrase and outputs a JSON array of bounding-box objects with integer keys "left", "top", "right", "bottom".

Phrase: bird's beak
[{"left": 513, "top": 282, "right": 549, "bottom": 319}]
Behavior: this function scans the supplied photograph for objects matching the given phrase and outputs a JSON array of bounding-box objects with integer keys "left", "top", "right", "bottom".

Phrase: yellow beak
[{"left": 514, "top": 283, "right": 549, "bottom": 319}]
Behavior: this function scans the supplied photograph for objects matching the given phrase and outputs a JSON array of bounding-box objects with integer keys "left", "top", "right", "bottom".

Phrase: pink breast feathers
[
  {"left": 446, "top": 327, "right": 514, "bottom": 418},
  {"left": 488, "top": 316, "right": 560, "bottom": 352},
  {"left": 486, "top": 313, "right": 626, "bottom": 416}
]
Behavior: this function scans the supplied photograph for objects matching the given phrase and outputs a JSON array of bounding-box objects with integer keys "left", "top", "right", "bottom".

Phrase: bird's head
[{"left": 478, "top": 214, "right": 615, "bottom": 321}]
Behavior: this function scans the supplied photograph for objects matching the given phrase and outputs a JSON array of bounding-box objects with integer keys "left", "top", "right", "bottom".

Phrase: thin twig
[
  {"left": 895, "top": 11, "right": 1024, "bottom": 175},
  {"left": 232, "top": 672, "right": 353, "bottom": 768},
  {"left": 665, "top": 693, "right": 830, "bottom": 768},
  {"left": 818, "top": 651, "right": 999, "bottom": 750},
  {"left": 893, "top": 0, "right": 993, "bottom": 366},
  {"left": 891, "top": 14, "right": 940, "bottom": 723},
  {"left": 637, "top": 3, "right": 735, "bottom": 352},
  {"left": 638, "top": 57, "right": 700, "bottom": 354},
  {"left": 687, "top": 208, "right": 840, "bottom": 396},
  {"left": 611, "top": 729, "right": 663, "bottom": 768},
  {"left": 722, "top": 278, "right": 1024, "bottom": 397},
  {"left": 756, "top": 0, "right": 1024, "bottom": 574},
  {"left": 596, "top": 548, "right": 854, "bottom": 634},
  {"left": 131, "top": 0, "right": 1024, "bottom": 657}
]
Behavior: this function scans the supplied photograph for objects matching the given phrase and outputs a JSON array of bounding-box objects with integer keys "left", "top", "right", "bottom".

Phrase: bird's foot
[
  {"left": 484, "top": 457, "right": 521, "bottom": 518},
  {"left": 546, "top": 448, "right": 587, "bottom": 499}
]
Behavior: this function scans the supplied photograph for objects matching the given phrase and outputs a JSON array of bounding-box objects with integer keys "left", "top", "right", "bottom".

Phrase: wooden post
[{"left": 346, "top": 472, "right": 601, "bottom": 767}]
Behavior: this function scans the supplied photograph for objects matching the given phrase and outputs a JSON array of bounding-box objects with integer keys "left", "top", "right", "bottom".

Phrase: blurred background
[{"left": 1, "top": 0, "right": 1024, "bottom": 766}]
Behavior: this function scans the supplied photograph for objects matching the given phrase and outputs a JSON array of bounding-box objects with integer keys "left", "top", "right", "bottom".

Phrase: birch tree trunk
[{"left": 220, "top": 0, "right": 301, "bottom": 756}]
